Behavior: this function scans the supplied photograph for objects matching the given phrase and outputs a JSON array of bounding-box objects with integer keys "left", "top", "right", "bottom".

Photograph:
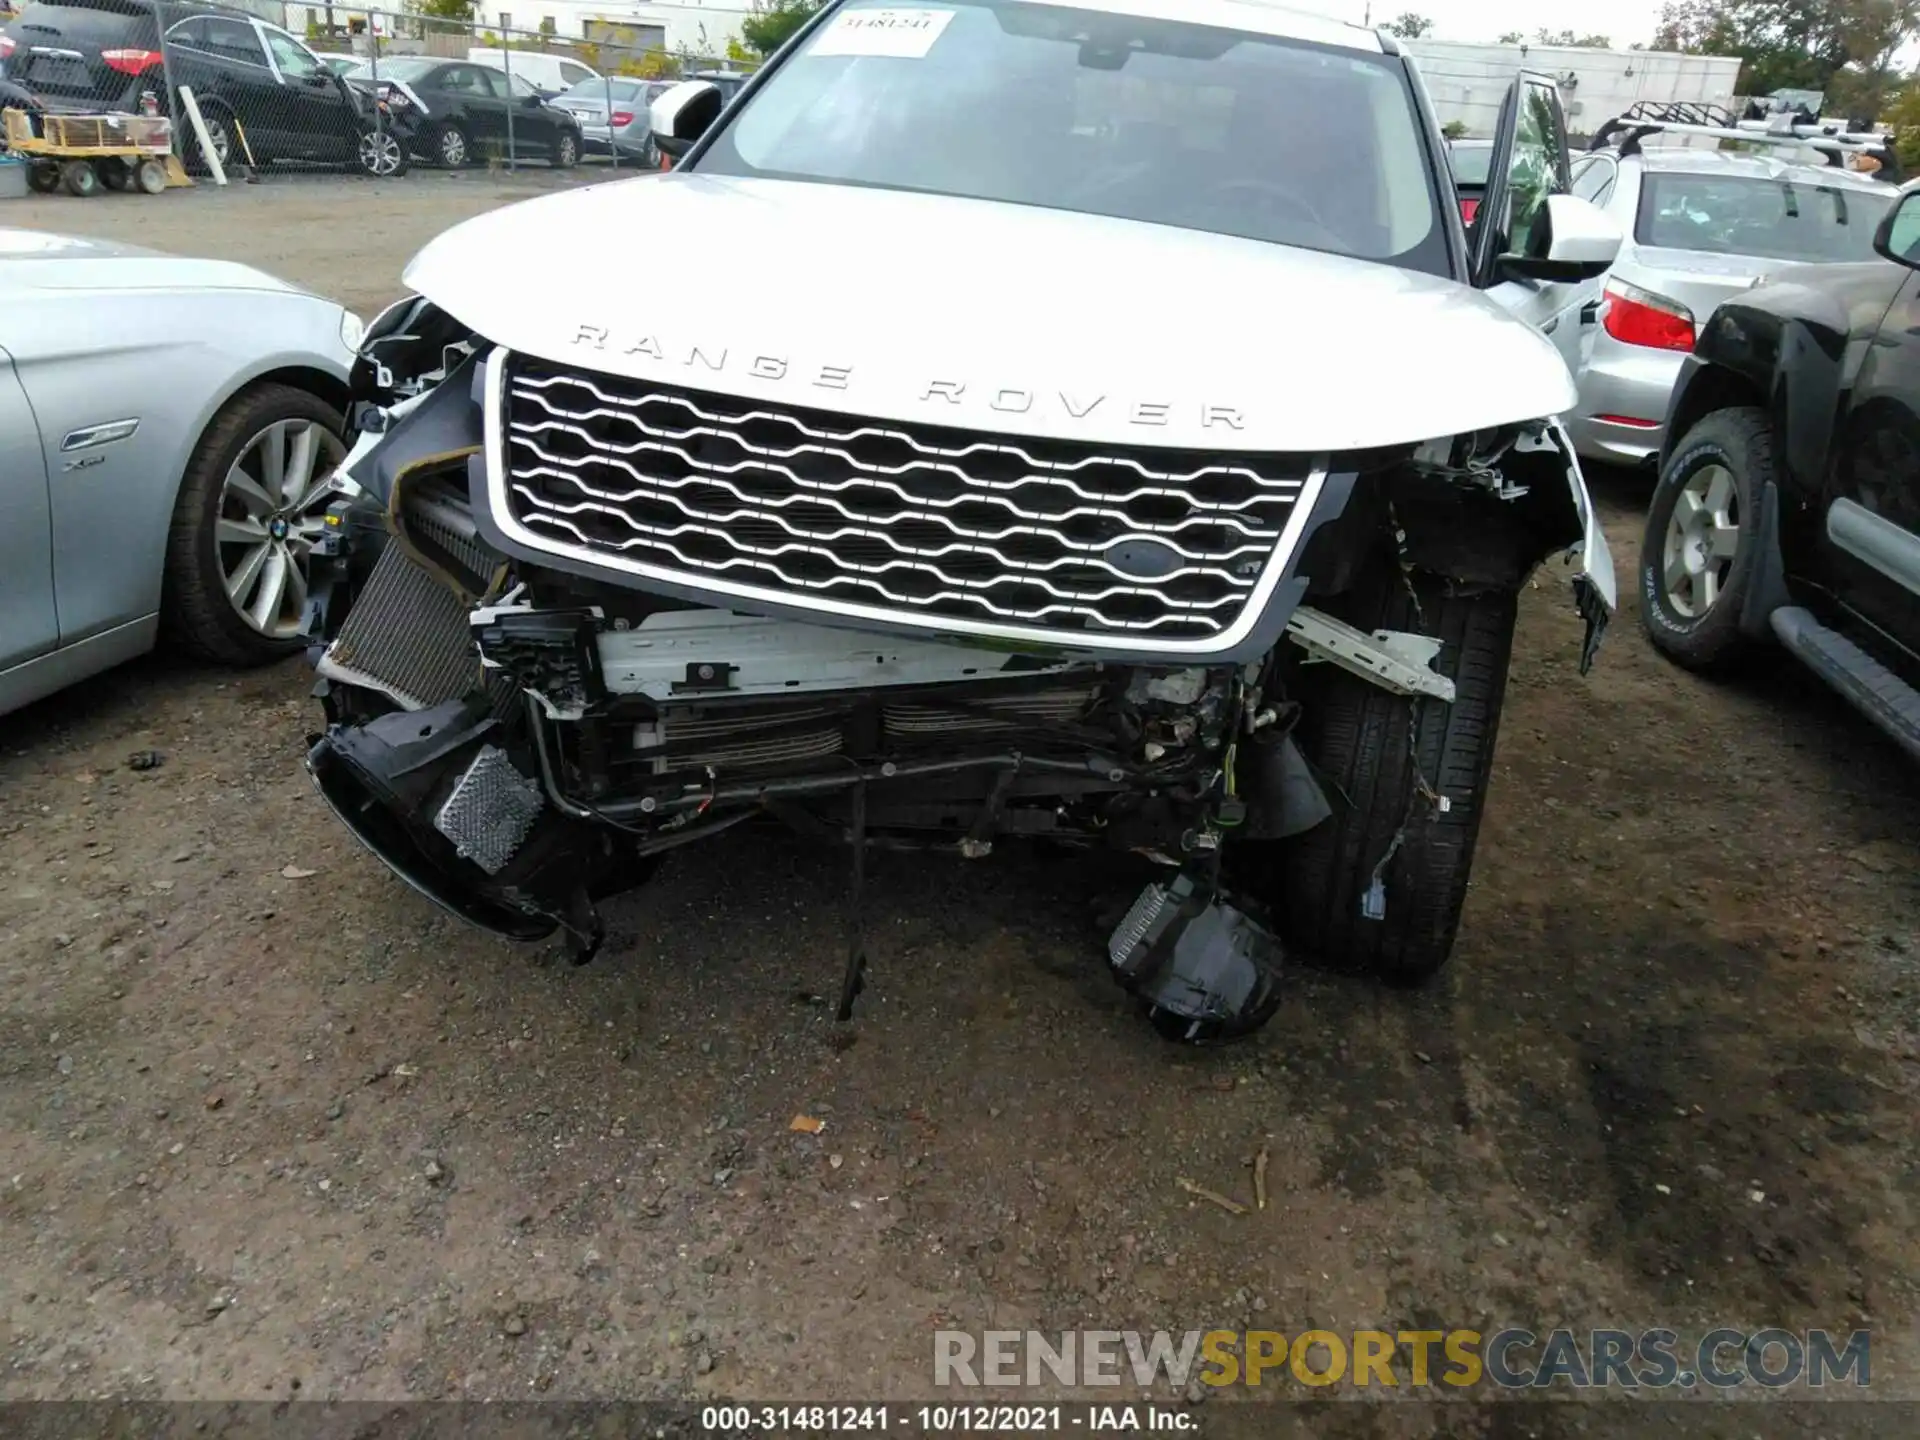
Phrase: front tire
[
  {"left": 553, "top": 128, "right": 579, "bottom": 168},
  {"left": 1639, "top": 407, "right": 1768, "bottom": 672},
  {"left": 1254, "top": 566, "right": 1517, "bottom": 986},
  {"left": 161, "top": 384, "right": 348, "bottom": 667}
]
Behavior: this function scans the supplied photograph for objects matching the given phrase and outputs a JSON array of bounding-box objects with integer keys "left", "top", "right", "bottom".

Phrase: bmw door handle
[{"left": 1543, "top": 316, "right": 1561, "bottom": 334}]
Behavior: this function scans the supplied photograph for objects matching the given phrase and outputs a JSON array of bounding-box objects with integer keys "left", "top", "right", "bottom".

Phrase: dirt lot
[{"left": 4, "top": 178, "right": 1920, "bottom": 1428}]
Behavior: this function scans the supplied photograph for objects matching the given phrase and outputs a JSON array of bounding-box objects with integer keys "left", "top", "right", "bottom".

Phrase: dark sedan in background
[
  {"left": 0, "top": 0, "right": 400, "bottom": 174},
  {"left": 343, "top": 56, "right": 580, "bottom": 169}
]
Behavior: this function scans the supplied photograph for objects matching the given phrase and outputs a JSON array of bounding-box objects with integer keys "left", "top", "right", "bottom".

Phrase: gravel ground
[{"left": 3, "top": 178, "right": 1920, "bottom": 1428}]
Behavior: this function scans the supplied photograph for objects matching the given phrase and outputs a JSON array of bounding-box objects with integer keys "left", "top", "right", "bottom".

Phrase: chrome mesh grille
[{"left": 496, "top": 356, "right": 1313, "bottom": 645}]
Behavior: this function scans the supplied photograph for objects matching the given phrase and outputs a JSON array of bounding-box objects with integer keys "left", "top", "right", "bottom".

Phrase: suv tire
[
  {"left": 1258, "top": 564, "right": 1517, "bottom": 985},
  {"left": 1639, "top": 406, "right": 1767, "bottom": 671}
]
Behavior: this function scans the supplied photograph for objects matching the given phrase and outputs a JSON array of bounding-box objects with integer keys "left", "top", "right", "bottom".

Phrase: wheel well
[
  {"left": 1664, "top": 364, "right": 1764, "bottom": 467},
  {"left": 245, "top": 366, "right": 352, "bottom": 422}
]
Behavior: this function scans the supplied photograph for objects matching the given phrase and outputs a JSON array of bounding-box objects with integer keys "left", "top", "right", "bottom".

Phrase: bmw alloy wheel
[
  {"left": 214, "top": 419, "right": 348, "bottom": 639},
  {"left": 1660, "top": 462, "right": 1742, "bottom": 618},
  {"left": 438, "top": 125, "right": 468, "bottom": 167}
]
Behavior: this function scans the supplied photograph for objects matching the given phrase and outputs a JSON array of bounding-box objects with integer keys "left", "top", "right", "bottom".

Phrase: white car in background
[{"left": 467, "top": 46, "right": 600, "bottom": 98}]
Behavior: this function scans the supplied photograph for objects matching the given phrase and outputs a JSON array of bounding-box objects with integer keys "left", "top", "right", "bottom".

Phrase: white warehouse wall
[
  {"left": 1403, "top": 40, "right": 1744, "bottom": 146},
  {"left": 480, "top": 0, "right": 754, "bottom": 54}
]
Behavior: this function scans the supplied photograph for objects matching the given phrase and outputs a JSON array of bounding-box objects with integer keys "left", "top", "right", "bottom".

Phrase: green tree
[
  {"left": 1653, "top": 0, "right": 1920, "bottom": 99},
  {"left": 740, "top": 0, "right": 825, "bottom": 57},
  {"left": 1383, "top": 12, "right": 1434, "bottom": 37},
  {"left": 407, "top": 0, "right": 474, "bottom": 21},
  {"left": 1888, "top": 76, "right": 1920, "bottom": 165},
  {"left": 1497, "top": 30, "right": 1525, "bottom": 43}
]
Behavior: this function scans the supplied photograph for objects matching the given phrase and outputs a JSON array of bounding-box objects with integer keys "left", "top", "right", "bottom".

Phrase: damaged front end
[{"left": 305, "top": 296, "right": 1613, "bottom": 1041}]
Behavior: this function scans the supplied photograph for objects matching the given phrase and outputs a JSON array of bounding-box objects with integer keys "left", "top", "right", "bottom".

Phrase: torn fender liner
[
  {"left": 306, "top": 696, "right": 626, "bottom": 946},
  {"left": 1108, "top": 872, "right": 1283, "bottom": 1043}
]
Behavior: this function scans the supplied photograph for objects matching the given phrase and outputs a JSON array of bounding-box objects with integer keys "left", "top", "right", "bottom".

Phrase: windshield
[
  {"left": 1449, "top": 142, "right": 1493, "bottom": 186},
  {"left": 344, "top": 57, "right": 437, "bottom": 84},
  {"left": 694, "top": 0, "right": 1449, "bottom": 275},
  {"left": 1636, "top": 173, "right": 1893, "bottom": 263}
]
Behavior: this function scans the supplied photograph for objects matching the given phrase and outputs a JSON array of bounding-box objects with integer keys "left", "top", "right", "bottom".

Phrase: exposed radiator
[{"left": 326, "top": 544, "right": 483, "bottom": 711}]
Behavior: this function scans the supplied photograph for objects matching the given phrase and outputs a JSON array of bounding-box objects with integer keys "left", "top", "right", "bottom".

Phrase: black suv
[
  {"left": 0, "top": 0, "right": 401, "bottom": 174},
  {"left": 1640, "top": 183, "right": 1920, "bottom": 762}
]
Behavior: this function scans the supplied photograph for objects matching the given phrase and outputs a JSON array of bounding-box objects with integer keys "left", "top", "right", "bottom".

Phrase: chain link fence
[{"left": 0, "top": 0, "right": 756, "bottom": 182}]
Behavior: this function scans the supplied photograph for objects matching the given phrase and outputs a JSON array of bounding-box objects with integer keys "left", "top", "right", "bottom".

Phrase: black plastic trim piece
[{"left": 1738, "top": 479, "right": 1796, "bottom": 641}]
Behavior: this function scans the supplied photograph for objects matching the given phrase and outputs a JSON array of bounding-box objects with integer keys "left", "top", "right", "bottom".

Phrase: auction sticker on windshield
[{"left": 809, "top": 7, "right": 956, "bottom": 57}]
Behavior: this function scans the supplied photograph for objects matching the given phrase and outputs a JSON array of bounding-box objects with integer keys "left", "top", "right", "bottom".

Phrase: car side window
[
  {"left": 164, "top": 18, "right": 206, "bottom": 49},
  {"left": 1571, "top": 155, "right": 1617, "bottom": 206},
  {"left": 262, "top": 28, "right": 325, "bottom": 80},
  {"left": 201, "top": 18, "right": 267, "bottom": 68},
  {"left": 439, "top": 65, "right": 486, "bottom": 96},
  {"left": 560, "top": 62, "right": 592, "bottom": 86}
]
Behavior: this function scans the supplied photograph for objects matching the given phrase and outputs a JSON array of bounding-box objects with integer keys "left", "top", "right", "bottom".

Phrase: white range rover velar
[{"left": 304, "top": 0, "right": 1621, "bottom": 1041}]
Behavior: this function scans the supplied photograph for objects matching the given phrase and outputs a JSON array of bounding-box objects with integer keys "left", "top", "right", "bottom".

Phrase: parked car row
[
  {"left": 0, "top": 0, "right": 743, "bottom": 177},
  {"left": 341, "top": 56, "right": 581, "bottom": 170}
]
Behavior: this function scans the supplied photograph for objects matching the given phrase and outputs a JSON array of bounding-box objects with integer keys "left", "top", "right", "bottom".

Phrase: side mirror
[
  {"left": 523, "top": 92, "right": 543, "bottom": 108},
  {"left": 649, "top": 79, "right": 722, "bottom": 161},
  {"left": 1497, "top": 193, "right": 1622, "bottom": 283},
  {"left": 1873, "top": 189, "right": 1920, "bottom": 271}
]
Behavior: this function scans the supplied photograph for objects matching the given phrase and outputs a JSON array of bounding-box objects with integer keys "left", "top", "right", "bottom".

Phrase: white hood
[{"left": 404, "top": 174, "right": 1574, "bottom": 453}]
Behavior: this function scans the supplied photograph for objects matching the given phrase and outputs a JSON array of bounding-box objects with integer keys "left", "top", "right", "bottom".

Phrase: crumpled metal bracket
[{"left": 1285, "top": 607, "right": 1456, "bottom": 702}]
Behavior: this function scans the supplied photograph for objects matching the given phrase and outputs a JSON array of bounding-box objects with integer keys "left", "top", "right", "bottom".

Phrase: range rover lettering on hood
[
  {"left": 400, "top": 176, "right": 1581, "bottom": 453},
  {"left": 567, "top": 324, "right": 1248, "bottom": 432}
]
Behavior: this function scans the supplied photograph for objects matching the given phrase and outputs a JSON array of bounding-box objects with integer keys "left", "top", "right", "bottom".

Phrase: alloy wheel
[
  {"left": 204, "top": 114, "right": 232, "bottom": 167},
  {"left": 439, "top": 126, "right": 467, "bottom": 166},
  {"left": 214, "top": 419, "right": 348, "bottom": 639},
  {"left": 1661, "top": 463, "right": 1742, "bottom": 618},
  {"left": 359, "top": 128, "right": 403, "bottom": 176}
]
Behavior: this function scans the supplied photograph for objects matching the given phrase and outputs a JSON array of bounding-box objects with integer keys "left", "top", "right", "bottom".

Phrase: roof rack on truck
[{"left": 1587, "top": 100, "right": 1898, "bottom": 180}]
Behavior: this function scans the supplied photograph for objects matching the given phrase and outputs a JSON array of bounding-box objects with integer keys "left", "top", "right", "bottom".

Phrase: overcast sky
[{"left": 1330, "top": 0, "right": 1672, "bottom": 48}]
